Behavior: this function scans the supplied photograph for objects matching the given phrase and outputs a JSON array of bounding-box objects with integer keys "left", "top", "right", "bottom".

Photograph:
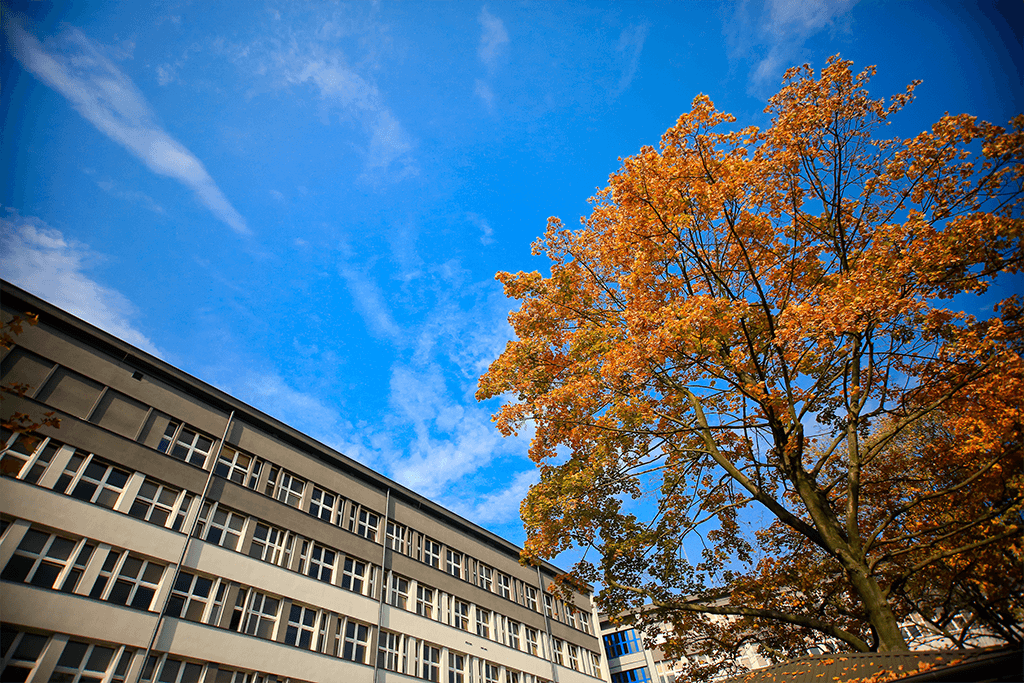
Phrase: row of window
[
  {"left": 0, "top": 628, "right": 312, "bottom": 683},
  {"left": 1, "top": 428, "right": 595, "bottom": 638},
  {"left": 2, "top": 347, "right": 595, "bottom": 636},
  {"left": 1, "top": 519, "right": 604, "bottom": 679},
  {"left": 2, "top": 525, "right": 166, "bottom": 610},
  {"left": 208, "top": 436, "right": 592, "bottom": 632},
  {"left": 2, "top": 348, "right": 596, "bottom": 635},
  {"left": 1, "top": 431, "right": 605, "bottom": 672}
]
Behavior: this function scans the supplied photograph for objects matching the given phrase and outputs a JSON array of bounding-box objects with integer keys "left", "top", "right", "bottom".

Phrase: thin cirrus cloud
[
  {"left": 0, "top": 207, "right": 162, "bottom": 357},
  {"left": 616, "top": 24, "right": 649, "bottom": 95},
  {"left": 5, "top": 19, "right": 250, "bottom": 236},
  {"left": 478, "top": 7, "right": 509, "bottom": 70},
  {"left": 271, "top": 49, "right": 416, "bottom": 180},
  {"left": 475, "top": 7, "right": 509, "bottom": 110},
  {"left": 725, "top": 0, "right": 859, "bottom": 94}
]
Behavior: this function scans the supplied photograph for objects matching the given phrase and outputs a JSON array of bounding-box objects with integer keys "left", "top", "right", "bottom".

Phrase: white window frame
[
  {"left": 386, "top": 521, "right": 406, "bottom": 553},
  {"left": 416, "top": 584, "right": 435, "bottom": 619},
  {"left": 248, "top": 521, "right": 294, "bottom": 567},
  {"left": 214, "top": 446, "right": 263, "bottom": 489},
  {"left": 89, "top": 549, "right": 165, "bottom": 610},
  {"left": 423, "top": 538, "right": 441, "bottom": 569},
  {"left": 446, "top": 549, "right": 462, "bottom": 579},
  {"left": 56, "top": 450, "right": 131, "bottom": 509},
  {"left": 196, "top": 502, "right": 247, "bottom": 551},
  {"left": 128, "top": 478, "right": 193, "bottom": 531},
  {"left": 341, "top": 557, "right": 368, "bottom": 595},
  {"left": 0, "top": 433, "right": 63, "bottom": 484},
  {"left": 157, "top": 421, "right": 214, "bottom": 468},
  {"left": 1, "top": 527, "right": 94, "bottom": 592},
  {"left": 388, "top": 573, "right": 410, "bottom": 610}
]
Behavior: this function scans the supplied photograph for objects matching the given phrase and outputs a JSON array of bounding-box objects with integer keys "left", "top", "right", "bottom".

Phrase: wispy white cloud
[
  {"left": 156, "top": 64, "right": 175, "bottom": 86},
  {"left": 0, "top": 207, "right": 161, "bottom": 356},
  {"left": 338, "top": 265, "right": 404, "bottom": 342},
  {"left": 475, "top": 7, "right": 509, "bottom": 109},
  {"left": 474, "top": 79, "right": 495, "bottom": 111},
  {"left": 616, "top": 24, "right": 649, "bottom": 95},
  {"left": 478, "top": 7, "right": 510, "bottom": 70},
  {"left": 451, "top": 469, "right": 538, "bottom": 526},
  {"left": 466, "top": 212, "right": 495, "bottom": 246},
  {"left": 725, "top": 0, "right": 859, "bottom": 95},
  {"left": 244, "top": 32, "right": 416, "bottom": 181},
  {"left": 94, "top": 178, "right": 165, "bottom": 214},
  {"left": 5, "top": 19, "right": 249, "bottom": 235}
]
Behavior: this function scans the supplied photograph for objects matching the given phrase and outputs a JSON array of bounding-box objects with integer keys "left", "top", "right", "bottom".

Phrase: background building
[{"left": 0, "top": 280, "right": 609, "bottom": 683}]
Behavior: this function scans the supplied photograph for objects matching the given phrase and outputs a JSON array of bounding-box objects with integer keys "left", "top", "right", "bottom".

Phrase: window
[
  {"left": 0, "top": 434, "right": 62, "bottom": 484},
  {"left": 476, "top": 608, "right": 491, "bottom": 638},
  {"left": 452, "top": 600, "right": 469, "bottom": 630},
  {"left": 264, "top": 466, "right": 305, "bottom": 508},
  {"left": 195, "top": 502, "right": 246, "bottom": 551},
  {"left": 524, "top": 584, "right": 538, "bottom": 611},
  {"left": 128, "top": 479, "right": 194, "bottom": 531},
  {"left": 423, "top": 538, "right": 441, "bottom": 568},
  {"left": 592, "top": 652, "right": 603, "bottom": 678},
  {"left": 603, "top": 629, "right": 642, "bottom": 658},
  {"left": 285, "top": 604, "right": 318, "bottom": 650},
  {"left": 229, "top": 589, "right": 280, "bottom": 639},
  {"left": 0, "top": 629, "right": 49, "bottom": 682},
  {"left": 55, "top": 451, "right": 130, "bottom": 509},
  {"left": 1, "top": 528, "right": 94, "bottom": 592},
  {"left": 167, "top": 571, "right": 216, "bottom": 622},
  {"left": 90, "top": 549, "right": 165, "bottom": 610},
  {"left": 341, "top": 557, "right": 367, "bottom": 594},
  {"left": 298, "top": 541, "right": 336, "bottom": 583},
  {"left": 477, "top": 563, "right": 493, "bottom": 591},
  {"left": 307, "top": 486, "right": 340, "bottom": 523},
  {"left": 448, "top": 652, "right": 465, "bottom": 683},
  {"left": 377, "top": 631, "right": 402, "bottom": 672},
  {"left": 568, "top": 644, "right": 580, "bottom": 670},
  {"left": 483, "top": 662, "right": 500, "bottom": 683},
  {"left": 351, "top": 507, "right": 379, "bottom": 541},
  {"left": 416, "top": 584, "right": 434, "bottom": 618},
  {"left": 553, "top": 639, "right": 564, "bottom": 666},
  {"left": 420, "top": 644, "right": 440, "bottom": 682},
  {"left": 247, "top": 522, "right": 293, "bottom": 567},
  {"left": 341, "top": 621, "right": 369, "bottom": 663},
  {"left": 567, "top": 609, "right": 578, "bottom": 629},
  {"left": 51, "top": 640, "right": 130, "bottom": 683},
  {"left": 388, "top": 573, "right": 410, "bottom": 610},
  {"left": 214, "top": 447, "right": 263, "bottom": 489},
  {"left": 141, "top": 655, "right": 205, "bottom": 683},
  {"left": 611, "top": 668, "right": 652, "bottom": 683},
  {"left": 497, "top": 573, "right": 512, "bottom": 599},
  {"left": 508, "top": 620, "right": 521, "bottom": 650},
  {"left": 445, "top": 550, "right": 462, "bottom": 579},
  {"left": 386, "top": 522, "right": 406, "bottom": 553},
  {"left": 525, "top": 628, "right": 540, "bottom": 657},
  {"left": 157, "top": 422, "right": 214, "bottom": 468},
  {"left": 579, "top": 611, "right": 592, "bottom": 634}
]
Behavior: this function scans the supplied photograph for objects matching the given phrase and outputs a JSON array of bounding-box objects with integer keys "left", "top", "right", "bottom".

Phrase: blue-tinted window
[
  {"left": 603, "top": 629, "right": 642, "bottom": 658},
  {"left": 611, "top": 667, "right": 652, "bottom": 683}
]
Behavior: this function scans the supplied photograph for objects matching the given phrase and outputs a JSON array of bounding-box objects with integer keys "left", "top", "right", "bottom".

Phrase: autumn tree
[{"left": 477, "top": 57, "right": 1023, "bottom": 677}]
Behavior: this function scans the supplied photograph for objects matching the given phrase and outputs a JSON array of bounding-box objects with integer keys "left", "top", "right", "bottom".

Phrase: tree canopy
[{"left": 477, "top": 57, "right": 1023, "bottom": 679}]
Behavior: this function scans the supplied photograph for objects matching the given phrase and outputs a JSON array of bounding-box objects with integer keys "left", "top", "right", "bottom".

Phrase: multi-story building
[{"left": 0, "top": 280, "right": 608, "bottom": 683}]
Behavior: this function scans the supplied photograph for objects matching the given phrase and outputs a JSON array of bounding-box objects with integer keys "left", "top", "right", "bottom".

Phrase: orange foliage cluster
[{"left": 478, "top": 57, "right": 1022, "bottom": 680}]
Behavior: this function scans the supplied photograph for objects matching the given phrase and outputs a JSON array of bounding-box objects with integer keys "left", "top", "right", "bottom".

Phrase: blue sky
[{"left": 2, "top": 0, "right": 1021, "bottom": 556}]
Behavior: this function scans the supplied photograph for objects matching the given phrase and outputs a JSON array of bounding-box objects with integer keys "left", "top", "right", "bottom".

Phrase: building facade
[{"left": 0, "top": 281, "right": 608, "bottom": 683}]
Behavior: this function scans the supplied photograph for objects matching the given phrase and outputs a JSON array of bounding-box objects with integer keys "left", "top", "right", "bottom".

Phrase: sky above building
[{"left": 2, "top": 0, "right": 1021, "bottom": 559}]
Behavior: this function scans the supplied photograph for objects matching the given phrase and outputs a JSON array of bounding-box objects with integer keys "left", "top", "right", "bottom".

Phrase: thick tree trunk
[{"left": 845, "top": 562, "right": 909, "bottom": 651}]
